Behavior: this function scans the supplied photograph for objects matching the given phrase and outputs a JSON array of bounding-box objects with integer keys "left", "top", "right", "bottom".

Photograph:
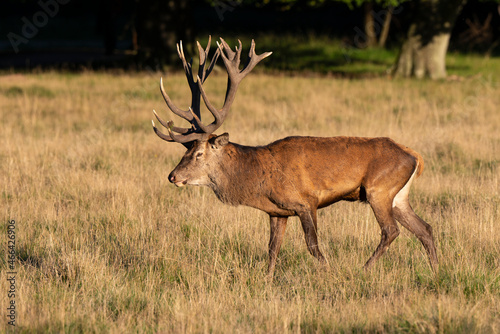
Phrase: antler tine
[
  {"left": 217, "top": 41, "right": 236, "bottom": 78},
  {"left": 219, "top": 38, "right": 236, "bottom": 60},
  {"left": 151, "top": 118, "right": 196, "bottom": 144},
  {"left": 197, "top": 35, "right": 214, "bottom": 80},
  {"left": 249, "top": 38, "right": 255, "bottom": 57},
  {"left": 166, "top": 126, "right": 209, "bottom": 144},
  {"left": 196, "top": 36, "right": 221, "bottom": 84},
  {"left": 152, "top": 117, "right": 207, "bottom": 146},
  {"left": 195, "top": 76, "right": 224, "bottom": 134},
  {"left": 152, "top": 109, "right": 169, "bottom": 128},
  {"left": 196, "top": 41, "right": 207, "bottom": 82},
  {"left": 195, "top": 38, "right": 272, "bottom": 135},
  {"left": 234, "top": 39, "right": 242, "bottom": 70},
  {"left": 177, "top": 41, "right": 195, "bottom": 87},
  {"left": 205, "top": 46, "right": 220, "bottom": 83},
  {"left": 153, "top": 110, "right": 191, "bottom": 134},
  {"left": 151, "top": 120, "right": 174, "bottom": 142},
  {"left": 188, "top": 107, "right": 213, "bottom": 134},
  {"left": 205, "top": 35, "right": 212, "bottom": 54},
  {"left": 160, "top": 77, "right": 193, "bottom": 122},
  {"left": 242, "top": 39, "right": 273, "bottom": 75}
]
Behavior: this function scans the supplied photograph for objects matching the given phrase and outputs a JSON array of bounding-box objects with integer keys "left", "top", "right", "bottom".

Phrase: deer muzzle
[{"left": 168, "top": 172, "right": 187, "bottom": 187}]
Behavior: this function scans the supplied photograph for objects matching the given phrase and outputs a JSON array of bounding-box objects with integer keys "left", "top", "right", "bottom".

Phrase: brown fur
[{"left": 168, "top": 134, "right": 438, "bottom": 276}]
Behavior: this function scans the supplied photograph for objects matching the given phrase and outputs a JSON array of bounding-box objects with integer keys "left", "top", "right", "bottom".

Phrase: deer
[{"left": 151, "top": 36, "right": 438, "bottom": 277}]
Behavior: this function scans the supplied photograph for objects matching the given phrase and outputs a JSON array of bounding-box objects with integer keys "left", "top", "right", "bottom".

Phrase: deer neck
[{"left": 208, "top": 143, "right": 267, "bottom": 206}]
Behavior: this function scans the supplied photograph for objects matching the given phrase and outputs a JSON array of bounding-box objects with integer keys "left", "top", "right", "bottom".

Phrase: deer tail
[
  {"left": 398, "top": 144, "right": 425, "bottom": 178},
  {"left": 413, "top": 150, "right": 424, "bottom": 178}
]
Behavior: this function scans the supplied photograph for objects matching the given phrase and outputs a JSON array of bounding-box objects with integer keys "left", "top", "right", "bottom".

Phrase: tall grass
[{"left": 0, "top": 69, "right": 499, "bottom": 333}]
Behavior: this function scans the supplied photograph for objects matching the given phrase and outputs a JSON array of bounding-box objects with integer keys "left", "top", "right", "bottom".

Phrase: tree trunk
[
  {"left": 393, "top": 0, "right": 466, "bottom": 79},
  {"left": 364, "top": 1, "right": 378, "bottom": 48},
  {"left": 378, "top": 6, "right": 392, "bottom": 48}
]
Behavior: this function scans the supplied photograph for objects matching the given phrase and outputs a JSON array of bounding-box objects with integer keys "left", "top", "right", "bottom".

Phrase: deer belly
[
  {"left": 250, "top": 198, "right": 295, "bottom": 216},
  {"left": 316, "top": 186, "right": 362, "bottom": 208}
]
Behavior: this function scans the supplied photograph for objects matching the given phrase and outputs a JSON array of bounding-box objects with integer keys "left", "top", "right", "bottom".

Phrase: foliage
[{"left": 233, "top": 0, "right": 409, "bottom": 10}]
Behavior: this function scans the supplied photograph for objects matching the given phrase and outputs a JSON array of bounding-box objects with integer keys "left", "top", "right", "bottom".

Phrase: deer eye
[{"left": 195, "top": 152, "right": 203, "bottom": 159}]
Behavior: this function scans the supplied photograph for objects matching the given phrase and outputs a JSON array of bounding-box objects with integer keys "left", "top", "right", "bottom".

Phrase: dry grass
[{"left": 0, "top": 70, "right": 499, "bottom": 333}]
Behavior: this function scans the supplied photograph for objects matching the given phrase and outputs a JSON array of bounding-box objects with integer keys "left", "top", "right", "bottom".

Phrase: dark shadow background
[{"left": 1, "top": 0, "right": 498, "bottom": 71}]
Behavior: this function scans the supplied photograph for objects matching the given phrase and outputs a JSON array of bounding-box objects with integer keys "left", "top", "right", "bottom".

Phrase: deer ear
[{"left": 211, "top": 133, "right": 229, "bottom": 149}]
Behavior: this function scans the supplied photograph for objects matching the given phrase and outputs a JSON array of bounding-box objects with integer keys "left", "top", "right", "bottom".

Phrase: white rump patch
[{"left": 392, "top": 162, "right": 419, "bottom": 208}]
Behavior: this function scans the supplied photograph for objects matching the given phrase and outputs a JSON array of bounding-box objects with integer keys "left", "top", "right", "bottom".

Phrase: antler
[{"left": 152, "top": 37, "right": 272, "bottom": 145}]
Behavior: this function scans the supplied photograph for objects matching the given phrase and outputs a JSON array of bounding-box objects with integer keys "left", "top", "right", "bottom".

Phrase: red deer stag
[{"left": 152, "top": 37, "right": 438, "bottom": 276}]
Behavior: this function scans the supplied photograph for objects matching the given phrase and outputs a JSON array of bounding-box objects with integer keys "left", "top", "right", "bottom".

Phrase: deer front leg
[
  {"left": 298, "top": 210, "right": 326, "bottom": 263},
  {"left": 268, "top": 216, "right": 288, "bottom": 277}
]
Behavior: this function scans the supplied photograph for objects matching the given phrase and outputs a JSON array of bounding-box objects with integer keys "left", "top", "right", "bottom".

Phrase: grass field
[{"left": 0, "top": 59, "right": 499, "bottom": 332}]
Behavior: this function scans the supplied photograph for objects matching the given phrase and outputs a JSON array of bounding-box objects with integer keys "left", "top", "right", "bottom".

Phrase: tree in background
[
  {"left": 242, "top": 0, "right": 403, "bottom": 48},
  {"left": 240, "top": 0, "right": 491, "bottom": 79},
  {"left": 392, "top": 0, "right": 467, "bottom": 79},
  {"left": 134, "top": 0, "right": 498, "bottom": 78},
  {"left": 344, "top": 0, "right": 406, "bottom": 48}
]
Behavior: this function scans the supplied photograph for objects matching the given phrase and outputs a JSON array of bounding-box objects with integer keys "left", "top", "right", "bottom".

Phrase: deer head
[{"left": 152, "top": 37, "right": 272, "bottom": 186}]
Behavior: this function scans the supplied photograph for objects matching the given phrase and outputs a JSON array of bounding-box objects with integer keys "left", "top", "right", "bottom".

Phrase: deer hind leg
[
  {"left": 392, "top": 172, "right": 439, "bottom": 271},
  {"left": 268, "top": 216, "right": 288, "bottom": 277},
  {"left": 364, "top": 194, "right": 400, "bottom": 269},
  {"left": 298, "top": 209, "right": 326, "bottom": 263}
]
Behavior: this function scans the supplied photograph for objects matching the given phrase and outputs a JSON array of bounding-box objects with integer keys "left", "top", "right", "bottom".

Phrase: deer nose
[{"left": 168, "top": 173, "right": 176, "bottom": 183}]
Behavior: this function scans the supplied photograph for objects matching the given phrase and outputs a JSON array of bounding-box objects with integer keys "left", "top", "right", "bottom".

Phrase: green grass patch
[{"left": 195, "top": 34, "right": 500, "bottom": 79}]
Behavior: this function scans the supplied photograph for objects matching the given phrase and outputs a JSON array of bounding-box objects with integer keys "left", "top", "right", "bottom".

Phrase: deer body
[
  {"left": 152, "top": 38, "right": 438, "bottom": 276},
  {"left": 173, "top": 136, "right": 418, "bottom": 212}
]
